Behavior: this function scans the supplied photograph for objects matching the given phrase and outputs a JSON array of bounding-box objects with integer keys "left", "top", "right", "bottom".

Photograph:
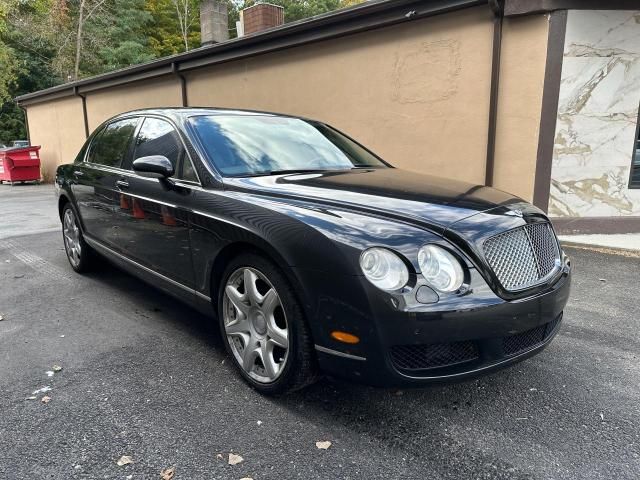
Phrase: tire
[
  {"left": 61, "top": 203, "right": 94, "bottom": 273},
  {"left": 217, "top": 252, "right": 318, "bottom": 395}
]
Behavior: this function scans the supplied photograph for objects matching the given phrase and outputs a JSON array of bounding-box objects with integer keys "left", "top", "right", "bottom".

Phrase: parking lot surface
[{"left": 1, "top": 184, "right": 639, "bottom": 479}]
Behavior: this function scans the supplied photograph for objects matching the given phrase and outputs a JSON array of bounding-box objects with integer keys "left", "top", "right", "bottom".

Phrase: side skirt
[{"left": 84, "top": 235, "right": 214, "bottom": 316}]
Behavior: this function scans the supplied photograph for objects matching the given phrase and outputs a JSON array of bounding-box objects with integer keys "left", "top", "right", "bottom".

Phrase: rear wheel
[
  {"left": 218, "top": 253, "right": 317, "bottom": 395},
  {"left": 62, "top": 204, "right": 94, "bottom": 273}
]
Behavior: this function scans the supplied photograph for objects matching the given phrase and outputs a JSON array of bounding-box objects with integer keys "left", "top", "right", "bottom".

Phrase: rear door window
[{"left": 86, "top": 118, "right": 138, "bottom": 168}]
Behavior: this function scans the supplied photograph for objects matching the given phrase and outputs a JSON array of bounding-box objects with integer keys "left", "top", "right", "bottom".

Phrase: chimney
[
  {"left": 200, "top": 0, "right": 229, "bottom": 46},
  {"left": 241, "top": 3, "right": 284, "bottom": 36}
]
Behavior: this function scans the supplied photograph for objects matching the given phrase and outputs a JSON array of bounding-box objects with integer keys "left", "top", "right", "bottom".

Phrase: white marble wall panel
[{"left": 549, "top": 10, "right": 640, "bottom": 217}]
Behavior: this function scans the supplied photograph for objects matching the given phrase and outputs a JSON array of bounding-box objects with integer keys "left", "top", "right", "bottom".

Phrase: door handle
[
  {"left": 73, "top": 170, "right": 84, "bottom": 177},
  {"left": 115, "top": 180, "right": 129, "bottom": 190}
]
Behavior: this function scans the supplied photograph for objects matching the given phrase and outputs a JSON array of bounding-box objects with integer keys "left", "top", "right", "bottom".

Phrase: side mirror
[{"left": 132, "top": 155, "right": 174, "bottom": 178}]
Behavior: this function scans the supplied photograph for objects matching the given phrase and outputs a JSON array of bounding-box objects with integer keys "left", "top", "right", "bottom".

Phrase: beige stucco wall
[
  {"left": 25, "top": 96, "right": 86, "bottom": 181},
  {"left": 187, "top": 6, "right": 494, "bottom": 184},
  {"left": 85, "top": 77, "right": 183, "bottom": 131},
  {"left": 493, "top": 15, "right": 550, "bottom": 201}
]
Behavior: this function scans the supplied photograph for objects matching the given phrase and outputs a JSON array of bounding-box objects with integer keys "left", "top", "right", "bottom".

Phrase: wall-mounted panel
[
  {"left": 493, "top": 14, "right": 550, "bottom": 202},
  {"left": 85, "top": 77, "right": 183, "bottom": 131},
  {"left": 25, "top": 97, "right": 86, "bottom": 180},
  {"left": 550, "top": 10, "right": 640, "bottom": 218}
]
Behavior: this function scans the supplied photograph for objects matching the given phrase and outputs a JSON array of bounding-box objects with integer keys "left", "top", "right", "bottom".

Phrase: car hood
[{"left": 223, "top": 168, "right": 526, "bottom": 233}]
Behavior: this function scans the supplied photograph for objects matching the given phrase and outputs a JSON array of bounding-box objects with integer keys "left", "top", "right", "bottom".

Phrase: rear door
[
  {"left": 72, "top": 118, "right": 139, "bottom": 248},
  {"left": 115, "top": 116, "right": 198, "bottom": 288}
]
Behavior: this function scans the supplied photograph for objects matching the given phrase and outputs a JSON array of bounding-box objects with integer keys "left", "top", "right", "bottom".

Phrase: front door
[{"left": 114, "top": 116, "right": 198, "bottom": 289}]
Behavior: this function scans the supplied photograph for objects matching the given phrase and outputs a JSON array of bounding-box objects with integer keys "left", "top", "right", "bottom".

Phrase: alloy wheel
[
  {"left": 223, "top": 267, "right": 289, "bottom": 383},
  {"left": 63, "top": 208, "right": 82, "bottom": 268}
]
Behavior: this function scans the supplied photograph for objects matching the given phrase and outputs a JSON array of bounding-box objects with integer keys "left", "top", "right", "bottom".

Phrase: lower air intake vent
[
  {"left": 503, "top": 315, "right": 562, "bottom": 356},
  {"left": 390, "top": 341, "right": 479, "bottom": 371}
]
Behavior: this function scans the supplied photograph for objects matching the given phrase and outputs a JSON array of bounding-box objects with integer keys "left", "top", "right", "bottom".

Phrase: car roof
[{"left": 110, "top": 107, "right": 315, "bottom": 124}]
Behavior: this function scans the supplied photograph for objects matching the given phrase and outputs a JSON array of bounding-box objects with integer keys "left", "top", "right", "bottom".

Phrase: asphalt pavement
[{"left": 1, "top": 184, "right": 639, "bottom": 480}]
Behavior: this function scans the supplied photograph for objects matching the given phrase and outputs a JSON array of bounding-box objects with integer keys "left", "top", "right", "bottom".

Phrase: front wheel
[
  {"left": 61, "top": 204, "right": 94, "bottom": 273},
  {"left": 218, "top": 253, "right": 317, "bottom": 395}
]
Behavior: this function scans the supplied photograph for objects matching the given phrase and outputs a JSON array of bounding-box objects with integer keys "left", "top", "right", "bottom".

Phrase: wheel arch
[
  {"left": 58, "top": 193, "right": 71, "bottom": 221},
  {"left": 208, "top": 239, "right": 315, "bottom": 329}
]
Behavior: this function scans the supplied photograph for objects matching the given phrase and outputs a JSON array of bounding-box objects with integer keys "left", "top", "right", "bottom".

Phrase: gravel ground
[{"left": 0, "top": 184, "right": 639, "bottom": 479}]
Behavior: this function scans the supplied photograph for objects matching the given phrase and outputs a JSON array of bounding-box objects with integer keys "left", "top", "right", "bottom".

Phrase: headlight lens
[
  {"left": 418, "top": 245, "right": 464, "bottom": 292},
  {"left": 360, "top": 248, "right": 409, "bottom": 291}
]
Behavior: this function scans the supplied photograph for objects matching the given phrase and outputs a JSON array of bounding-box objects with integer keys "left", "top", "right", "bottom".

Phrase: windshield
[{"left": 189, "top": 114, "right": 388, "bottom": 176}]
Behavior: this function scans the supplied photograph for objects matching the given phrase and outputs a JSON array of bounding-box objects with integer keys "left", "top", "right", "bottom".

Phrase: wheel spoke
[
  {"left": 242, "top": 337, "right": 259, "bottom": 373},
  {"left": 244, "top": 269, "right": 263, "bottom": 306},
  {"left": 261, "top": 289, "right": 279, "bottom": 317},
  {"left": 225, "top": 316, "right": 250, "bottom": 336},
  {"left": 267, "top": 323, "right": 288, "bottom": 349},
  {"left": 225, "top": 285, "right": 249, "bottom": 315},
  {"left": 260, "top": 341, "right": 278, "bottom": 379}
]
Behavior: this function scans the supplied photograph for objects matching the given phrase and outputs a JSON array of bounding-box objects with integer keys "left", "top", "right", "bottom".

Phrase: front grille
[
  {"left": 483, "top": 222, "right": 560, "bottom": 291},
  {"left": 503, "top": 315, "right": 562, "bottom": 356},
  {"left": 390, "top": 341, "right": 479, "bottom": 371}
]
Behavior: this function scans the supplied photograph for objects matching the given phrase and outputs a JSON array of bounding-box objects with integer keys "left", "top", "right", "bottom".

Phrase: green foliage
[
  {"left": 85, "top": 0, "right": 155, "bottom": 74},
  {"left": 144, "top": 0, "right": 200, "bottom": 57}
]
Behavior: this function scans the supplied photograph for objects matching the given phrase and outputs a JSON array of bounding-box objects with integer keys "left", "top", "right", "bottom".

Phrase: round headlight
[
  {"left": 418, "top": 245, "right": 464, "bottom": 292},
  {"left": 360, "top": 248, "right": 409, "bottom": 291}
]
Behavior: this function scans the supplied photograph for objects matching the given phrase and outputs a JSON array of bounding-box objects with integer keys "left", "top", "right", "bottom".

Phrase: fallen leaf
[
  {"left": 228, "top": 453, "right": 244, "bottom": 465},
  {"left": 316, "top": 441, "right": 332, "bottom": 450},
  {"left": 216, "top": 453, "right": 223, "bottom": 460},
  {"left": 116, "top": 455, "right": 134, "bottom": 466},
  {"left": 52, "top": 365, "right": 63, "bottom": 372},
  {"left": 160, "top": 465, "right": 176, "bottom": 479},
  {"left": 41, "top": 395, "right": 51, "bottom": 404}
]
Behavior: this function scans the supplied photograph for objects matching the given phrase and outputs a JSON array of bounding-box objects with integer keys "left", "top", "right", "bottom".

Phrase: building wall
[
  {"left": 493, "top": 14, "right": 550, "bottom": 201},
  {"left": 187, "top": 6, "right": 495, "bottom": 186},
  {"left": 549, "top": 10, "right": 640, "bottom": 217},
  {"left": 24, "top": 5, "right": 558, "bottom": 205},
  {"left": 85, "top": 77, "right": 184, "bottom": 131},
  {"left": 25, "top": 96, "right": 86, "bottom": 181}
]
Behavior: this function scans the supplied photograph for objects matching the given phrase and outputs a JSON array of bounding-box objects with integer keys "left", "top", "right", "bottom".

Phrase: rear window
[{"left": 87, "top": 118, "right": 138, "bottom": 168}]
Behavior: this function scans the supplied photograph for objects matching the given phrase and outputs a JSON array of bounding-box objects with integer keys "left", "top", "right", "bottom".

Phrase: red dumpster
[{"left": 0, "top": 146, "right": 41, "bottom": 184}]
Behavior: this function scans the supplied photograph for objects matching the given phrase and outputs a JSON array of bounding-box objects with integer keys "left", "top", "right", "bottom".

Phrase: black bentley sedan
[{"left": 55, "top": 108, "right": 571, "bottom": 394}]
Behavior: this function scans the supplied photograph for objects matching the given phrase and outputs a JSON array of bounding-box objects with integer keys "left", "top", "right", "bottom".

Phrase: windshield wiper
[{"left": 238, "top": 168, "right": 331, "bottom": 178}]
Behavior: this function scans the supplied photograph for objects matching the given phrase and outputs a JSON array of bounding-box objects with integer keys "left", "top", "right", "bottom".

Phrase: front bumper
[{"left": 299, "top": 264, "right": 571, "bottom": 387}]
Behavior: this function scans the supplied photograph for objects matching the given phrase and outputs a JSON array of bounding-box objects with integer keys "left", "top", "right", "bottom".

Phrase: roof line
[{"left": 16, "top": 0, "right": 486, "bottom": 106}]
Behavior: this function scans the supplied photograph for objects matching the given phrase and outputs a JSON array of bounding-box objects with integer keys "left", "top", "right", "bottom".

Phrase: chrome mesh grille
[{"left": 483, "top": 222, "right": 559, "bottom": 291}]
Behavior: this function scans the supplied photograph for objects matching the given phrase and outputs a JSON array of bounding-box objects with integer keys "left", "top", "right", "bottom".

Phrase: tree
[
  {"left": 171, "top": 0, "right": 199, "bottom": 51},
  {"left": 144, "top": 0, "right": 200, "bottom": 56}
]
